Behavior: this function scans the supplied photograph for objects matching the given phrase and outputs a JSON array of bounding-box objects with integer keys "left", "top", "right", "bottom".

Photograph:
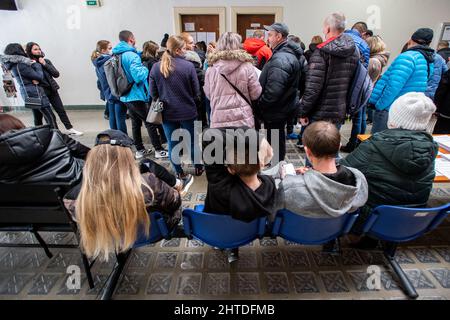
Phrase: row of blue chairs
[{"left": 135, "top": 203, "right": 450, "bottom": 300}]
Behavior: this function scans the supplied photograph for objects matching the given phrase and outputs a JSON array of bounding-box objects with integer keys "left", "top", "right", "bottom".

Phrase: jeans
[
  {"left": 44, "top": 89, "right": 73, "bottom": 130},
  {"left": 125, "top": 101, "right": 165, "bottom": 151},
  {"left": 265, "top": 120, "right": 287, "bottom": 162},
  {"left": 347, "top": 105, "right": 367, "bottom": 148},
  {"left": 162, "top": 119, "right": 202, "bottom": 175},
  {"left": 32, "top": 107, "right": 58, "bottom": 129},
  {"left": 108, "top": 100, "right": 128, "bottom": 135},
  {"left": 371, "top": 109, "right": 389, "bottom": 134}
]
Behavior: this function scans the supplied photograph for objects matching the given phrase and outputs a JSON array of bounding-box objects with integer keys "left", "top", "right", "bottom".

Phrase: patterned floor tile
[
  {"left": 235, "top": 273, "right": 260, "bottom": 295},
  {"left": 28, "top": 274, "right": 61, "bottom": 295},
  {"left": 259, "top": 239, "right": 279, "bottom": 247},
  {"left": 433, "top": 247, "right": 450, "bottom": 263},
  {"left": 86, "top": 274, "right": 109, "bottom": 295},
  {"left": 394, "top": 250, "right": 415, "bottom": 264},
  {"left": 284, "top": 240, "right": 301, "bottom": 246},
  {"left": 284, "top": 250, "right": 310, "bottom": 268},
  {"left": 404, "top": 269, "right": 436, "bottom": 289},
  {"left": 319, "top": 272, "right": 350, "bottom": 293},
  {"left": 115, "top": 273, "right": 145, "bottom": 295},
  {"left": 127, "top": 252, "right": 153, "bottom": 269},
  {"left": 340, "top": 249, "right": 364, "bottom": 266},
  {"left": 206, "top": 251, "right": 229, "bottom": 270},
  {"left": 180, "top": 252, "right": 204, "bottom": 270},
  {"left": 176, "top": 274, "right": 202, "bottom": 295},
  {"left": 261, "top": 251, "right": 285, "bottom": 268},
  {"left": 380, "top": 272, "right": 401, "bottom": 291},
  {"left": 292, "top": 272, "right": 320, "bottom": 294},
  {"left": 311, "top": 251, "right": 338, "bottom": 267},
  {"left": 195, "top": 193, "right": 207, "bottom": 202},
  {"left": 46, "top": 252, "right": 83, "bottom": 271},
  {"left": 236, "top": 252, "right": 258, "bottom": 269},
  {"left": 205, "top": 273, "right": 230, "bottom": 295},
  {"left": 182, "top": 192, "right": 193, "bottom": 202},
  {"left": 410, "top": 248, "right": 441, "bottom": 264},
  {"left": 146, "top": 273, "right": 173, "bottom": 295},
  {"left": 155, "top": 253, "right": 178, "bottom": 269},
  {"left": 57, "top": 274, "right": 86, "bottom": 295},
  {"left": 0, "top": 274, "right": 33, "bottom": 295},
  {"left": 186, "top": 240, "right": 205, "bottom": 248},
  {"left": 428, "top": 269, "right": 450, "bottom": 288},
  {"left": 40, "top": 232, "right": 77, "bottom": 245},
  {"left": 264, "top": 272, "right": 290, "bottom": 294},
  {"left": 161, "top": 238, "right": 181, "bottom": 248},
  {"left": 358, "top": 251, "right": 387, "bottom": 265}
]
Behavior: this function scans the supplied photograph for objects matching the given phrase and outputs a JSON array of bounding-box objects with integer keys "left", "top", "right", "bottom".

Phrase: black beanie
[
  {"left": 161, "top": 33, "right": 169, "bottom": 48},
  {"left": 411, "top": 28, "right": 434, "bottom": 45}
]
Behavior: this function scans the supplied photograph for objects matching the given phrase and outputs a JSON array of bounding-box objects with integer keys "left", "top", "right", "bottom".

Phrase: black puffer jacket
[
  {"left": 299, "top": 34, "right": 359, "bottom": 124},
  {"left": 0, "top": 126, "right": 90, "bottom": 185},
  {"left": 258, "top": 40, "right": 304, "bottom": 123},
  {"left": 434, "top": 70, "right": 450, "bottom": 134},
  {"left": 39, "top": 59, "right": 61, "bottom": 93}
]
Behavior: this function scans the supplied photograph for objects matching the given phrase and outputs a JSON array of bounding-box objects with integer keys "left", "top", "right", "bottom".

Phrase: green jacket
[{"left": 341, "top": 129, "right": 438, "bottom": 208}]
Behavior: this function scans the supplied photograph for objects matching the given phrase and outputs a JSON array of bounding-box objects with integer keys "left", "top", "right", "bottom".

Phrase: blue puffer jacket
[
  {"left": 112, "top": 41, "right": 149, "bottom": 103},
  {"left": 426, "top": 53, "right": 448, "bottom": 99},
  {"left": 344, "top": 29, "right": 370, "bottom": 68},
  {"left": 369, "top": 46, "right": 435, "bottom": 111},
  {"left": 93, "top": 54, "right": 119, "bottom": 103}
]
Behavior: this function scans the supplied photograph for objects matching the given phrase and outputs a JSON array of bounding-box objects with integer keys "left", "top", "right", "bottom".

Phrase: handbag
[
  {"left": 16, "top": 65, "right": 44, "bottom": 109},
  {"left": 220, "top": 74, "right": 261, "bottom": 120},
  {"left": 146, "top": 99, "right": 164, "bottom": 125}
]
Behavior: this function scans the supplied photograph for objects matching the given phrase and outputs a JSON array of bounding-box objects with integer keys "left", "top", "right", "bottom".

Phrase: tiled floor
[{"left": 1, "top": 110, "right": 449, "bottom": 300}]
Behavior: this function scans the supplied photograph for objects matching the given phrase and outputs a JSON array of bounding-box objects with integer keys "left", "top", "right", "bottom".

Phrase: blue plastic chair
[
  {"left": 133, "top": 212, "right": 171, "bottom": 248},
  {"left": 271, "top": 209, "right": 359, "bottom": 245},
  {"left": 362, "top": 203, "right": 450, "bottom": 299},
  {"left": 182, "top": 205, "right": 267, "bottom": 249}
]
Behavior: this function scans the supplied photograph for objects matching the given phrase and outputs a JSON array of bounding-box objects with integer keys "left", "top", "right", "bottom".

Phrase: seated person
[
  {"left": 276, "top": 121, "right": 369, "bottom": 218},
  {"left": 204, "top": 129, "right": 277, "bottom": 223},
  {"left": 0, "top": 114, "right": 89, "bottom": 185},
  {"left": 341, "top": 92, "right": 438, "bottom": 239},
  {"left": 63, "top": 130, "right": 183, "bottom": 261}
]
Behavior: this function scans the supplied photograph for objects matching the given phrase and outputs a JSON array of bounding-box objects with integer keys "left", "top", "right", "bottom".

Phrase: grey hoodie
[{"left": 276, "top": 167, "right": 368, "bottom": 218}]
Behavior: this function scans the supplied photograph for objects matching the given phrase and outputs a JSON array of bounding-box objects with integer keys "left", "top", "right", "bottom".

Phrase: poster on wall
[
  {"left": 206, "top": 32, "right": 216, "bottom": 44},
  {"left": 197, "top": 32, "right": 207, "bottom": 44},
  {"left": 184, "top": 22, "right": 195, "bottom": 32},
  {"left": 442, "top": 25, "right": 450, "bottom": 41}
]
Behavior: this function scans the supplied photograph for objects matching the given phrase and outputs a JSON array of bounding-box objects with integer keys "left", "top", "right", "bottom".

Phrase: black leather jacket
[{"left": 0, "top": 126, "right": 90, "bottom": 185}]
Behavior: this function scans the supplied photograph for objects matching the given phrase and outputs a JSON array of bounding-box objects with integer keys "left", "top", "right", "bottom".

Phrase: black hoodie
[
  {"left": 407, "top": 45, "right": 435, "bottom": 78},
  {"left": 299, "top": 33, "right": 360, "bottom": 124},
  {"left": 259, "top": 40, "right": 304, "bottom": 123}
]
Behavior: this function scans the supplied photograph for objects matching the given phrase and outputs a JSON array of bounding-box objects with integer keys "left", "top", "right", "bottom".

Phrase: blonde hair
[
  {"left": 77, "top": 145, "right": 151, "bottom": 261},
  {"left": 311, "top": 35, "right": 324, "bottom": 45},
  {"left": 142, "top": 41, "right": 159, "bottom": 60},
  {"left": 367, "top": 36, "right": 387, "bottom": 55},
  {"left": 91, "top": 40, "right": 110, "bottom": 61},
  {"left": 160, "top": 35, "right": 185, "bottom": 78},
  {"left": 217, "top": 32, "right": 242, "bottom": 51}
]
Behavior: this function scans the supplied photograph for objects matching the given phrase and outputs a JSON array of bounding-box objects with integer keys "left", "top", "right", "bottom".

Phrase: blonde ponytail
[
  {"left": 159, "top": 35, "right": 186, "bottom": 78},
  {"left": 160, "top": 51, "right": 173, "bottom": 78}
]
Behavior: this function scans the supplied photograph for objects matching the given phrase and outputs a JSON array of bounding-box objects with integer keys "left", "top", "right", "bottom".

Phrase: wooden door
[
  {"left": 237, "top": 14, "right": 275, "bottom": 41},
  {"left": 181, "top": 14, "right": 220, "bottom": 44}
]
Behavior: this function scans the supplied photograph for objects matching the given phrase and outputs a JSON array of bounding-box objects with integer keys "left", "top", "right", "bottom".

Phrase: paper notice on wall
[
  {"left": 246, "top": 29, "right": 265, "bottom": 39},
  {"left": 206, "top": 32, "right": 216, "bottom": 44},
  {"left": 442, "top": 25, "right": 450, "bottom": 41},
  {"left": 184, "top": 22, "right": 195, "bottom": 32},
  {"left": 196, "top": 32, "right": 207, "bottom": 43},
  {"left": 251, "top": 23, "right": 261, "bottom": 28}
]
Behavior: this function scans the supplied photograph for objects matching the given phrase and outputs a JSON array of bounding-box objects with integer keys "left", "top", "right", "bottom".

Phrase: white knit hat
[{"left": 388, "top": 92, "right": 436, "bottom": 132}]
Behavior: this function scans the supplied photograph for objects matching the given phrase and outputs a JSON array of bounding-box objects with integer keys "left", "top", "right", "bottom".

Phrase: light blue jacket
[
  {"left": 369, "top": 49, "right": 434, "bottom": 111},
  {"left": 344, "top": 30, "right": 370, "bottom": 68},
  {"left": 112, "top": 41, "right": 149, "bottom": 103},
  {"left": 426, "top": 53, "right": 448, "bottom": 99}
]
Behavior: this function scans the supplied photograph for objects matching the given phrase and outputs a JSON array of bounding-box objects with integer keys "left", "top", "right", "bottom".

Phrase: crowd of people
[{"left": 1, "top": 11, "right": 449, "bottom": 262}]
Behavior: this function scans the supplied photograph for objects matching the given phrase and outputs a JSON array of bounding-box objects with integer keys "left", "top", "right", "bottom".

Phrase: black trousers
[
  {"left": 265, "top": 120, "right": 287, "bottom": 162},
  {"left": 125, "top": 101, "right": 165, "bottom": 151},
  {"left": 46, "top": 90, "right": 73, "bottom": 129},
  {"left": 32, "top": 107, "right": 58, "bottom": 129}
]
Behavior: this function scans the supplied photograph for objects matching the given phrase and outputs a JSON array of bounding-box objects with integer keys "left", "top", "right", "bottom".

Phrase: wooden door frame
[
  {"left": 231, "top": 6, "right": 284, "bottom": 34},
  {"left": 174, "top": 7, "right": 226, "bottom": 36}
]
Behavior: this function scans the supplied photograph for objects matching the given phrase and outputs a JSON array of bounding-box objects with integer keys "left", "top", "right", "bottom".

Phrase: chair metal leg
[
  {"left": 100, "top": 249, "right": 132, "bottom": 300},
  {"left": 384, "top": 243, "right": 418, "bottom": 299},
  {"left": 32, "top": 230, "right": 53, "bottom": 258},
  {"left": 81, "top": 253, "right": 95, "bottom": 289}
]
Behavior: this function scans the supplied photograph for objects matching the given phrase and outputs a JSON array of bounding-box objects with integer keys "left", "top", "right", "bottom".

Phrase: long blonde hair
[
  {"left": 91, "top": 40, "right": 110, "bottom": 61},
  {"left": 77, "top": 144, "right": 151, "bottom": 261},
  {"left": 160, "top": 35, "right": 185, "bottom": 78}
]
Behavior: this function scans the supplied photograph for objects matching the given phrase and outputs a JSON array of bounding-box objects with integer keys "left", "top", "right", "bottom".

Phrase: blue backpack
[{"left": 346, "top": 50, "right": 374, "bottom": 117}]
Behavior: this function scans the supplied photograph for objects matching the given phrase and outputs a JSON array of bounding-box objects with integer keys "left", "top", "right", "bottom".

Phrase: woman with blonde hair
[
  {"left": 63, "top": 130, "right": 182, "bottom": 261},
  {"left": 149, "top": 35, "right": 204, "bottom": 178},
  {"left": 366, "top": 35, "right": 390, "bottom": 83},
  {"left": 204, "top": 32, "right": 262, "bottom": 129},
  {"left": 304, "top": 35, "right": 323, "bottom": 62}
]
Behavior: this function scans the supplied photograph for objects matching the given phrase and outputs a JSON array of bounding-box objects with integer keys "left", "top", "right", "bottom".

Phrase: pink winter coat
[{"left": 204, "top": 50, "right": 262, "bottom": 128}]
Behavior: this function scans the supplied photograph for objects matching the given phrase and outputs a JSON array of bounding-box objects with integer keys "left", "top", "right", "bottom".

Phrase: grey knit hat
[{"left": 388, "top": 92, "right": 436, "bottom": 132}]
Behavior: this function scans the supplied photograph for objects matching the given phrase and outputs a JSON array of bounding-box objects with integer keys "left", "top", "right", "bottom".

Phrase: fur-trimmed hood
[
  {"left": 0, "top": 54, "right": 34, "bottom": 70},
  {"left": 184, "top": 50, "right": 202, "bottom": 67},
  {"left": 207, "top": 50, "right": 255, "bottom": 75}
]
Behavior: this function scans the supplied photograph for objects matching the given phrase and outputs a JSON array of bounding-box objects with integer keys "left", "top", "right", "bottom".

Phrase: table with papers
[{"left": 357, "top": 134, "right": 450, "bottom": 183}]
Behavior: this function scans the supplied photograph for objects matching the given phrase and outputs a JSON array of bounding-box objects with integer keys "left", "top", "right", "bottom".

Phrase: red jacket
[{"left": 243, "top": 38, "right": 273, "bottom": 69}]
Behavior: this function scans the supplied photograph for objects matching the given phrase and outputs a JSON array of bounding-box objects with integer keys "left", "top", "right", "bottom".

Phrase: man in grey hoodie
[{"left": 276, "top": 121, "right": 368, "bottom": 218}]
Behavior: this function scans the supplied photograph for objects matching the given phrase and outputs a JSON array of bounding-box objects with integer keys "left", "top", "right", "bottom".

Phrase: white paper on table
[
  {"left": 435, "top": 158, "right": 450, "bottom": 178},
  {"left": 184, "top": 22, "right": 195, "bottom": 32},
  {"left": 206, "top": 32, "right": 216, "bottom": 44},
  {"left": 196, "top": 32, "right": 207, "bottom": 43},
  {"left": 440, "top": 153, "right": 450, "bottom": 161},
  {"left": 434, "top": 135, "right": 450, "bottom": 151}
]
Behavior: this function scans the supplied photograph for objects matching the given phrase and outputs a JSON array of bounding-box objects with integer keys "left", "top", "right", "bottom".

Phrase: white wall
[{"left": 1, "top": 0, "right": 449, "bottom": 106}]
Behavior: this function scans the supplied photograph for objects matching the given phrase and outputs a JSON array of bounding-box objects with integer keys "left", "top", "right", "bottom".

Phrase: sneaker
[
  {"left": 295, "top": 141, "right": 305, "bottom": 152},
  {"left": 155, "top": 150, "right": 169, "bottom": 159},
  {"left": 135, "top": 148, "right": 154, "bottom": 160},
  {"left": 67, "top": 128, "right": 84, "bottom": 136},
  {"left": 178, "top": 174, "right": 194, "bottom": 196},
  {"left": 104, "top": 114, "right": 109, "bottom": 120},
  {"left": 286, "top": 133, "right": 299, "bottom": 140},
  {"left": 227, "top": 249, "right": 239, "bottom": 264}
]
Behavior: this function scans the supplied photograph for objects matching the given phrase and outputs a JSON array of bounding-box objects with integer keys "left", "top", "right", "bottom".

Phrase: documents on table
[
  {"left": 435, "top": 158, "right": 450, "bottom": 179},
  {"left": 434, "top": 136, "right": 450, "bottom": 152}
]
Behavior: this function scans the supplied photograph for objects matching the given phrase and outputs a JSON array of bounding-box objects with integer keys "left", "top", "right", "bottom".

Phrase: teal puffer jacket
[
  {"left": 369, "top": 46, "right": 434, "bottom": 111},
  {"left": 341, "top": 129, "right": 438, "bottom": 208}
]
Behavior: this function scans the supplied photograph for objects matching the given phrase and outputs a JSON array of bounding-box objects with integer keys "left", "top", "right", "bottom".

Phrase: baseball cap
[
  {"left": 264, "top": 23, "right": 289, "bottom": 37},
  {"left": 95, "top": 129, "right": 134, "bottom": 148}
]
